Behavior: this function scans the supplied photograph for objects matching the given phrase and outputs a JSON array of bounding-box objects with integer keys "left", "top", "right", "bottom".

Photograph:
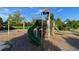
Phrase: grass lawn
[{"left": 13, "top": 26, "right": 31, "bottom": 29}]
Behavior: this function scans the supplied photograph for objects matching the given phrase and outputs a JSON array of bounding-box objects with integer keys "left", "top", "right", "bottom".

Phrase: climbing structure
[
  {"left": 28, "top": 20, "right": 42, "bottom": 46},
  {"left": 28, "top": 8, "right": 54, "bottom": 50},
  {"left": 42, "top": 8, "right": 53, "bottom": 40}
]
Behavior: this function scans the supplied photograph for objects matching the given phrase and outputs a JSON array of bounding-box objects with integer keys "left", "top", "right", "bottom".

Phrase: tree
[
  {"left": 55, "top": 18, "right": 64, "bottom": 30},
  {"left": 13, "top": 11, "right": 22, "bottom": 21},
  {"left": 0, "top": 17, "right": 3, "bottom": 24},
  {"left": 0, "top": 23, "right": 3, "bottom": 30},
  {"left": 32, "top": 18, "right": 36, "bottom": 25},
  {"left": 70, "top": 20, "right": 79, "bottom": 29},
  {"left": 64, "top": 19, "right": 71, "bottom": 30},
  {"left": 50, "top": 13, "right": 54, "bottom": 21},
  {"left": 5, "top": 15, "right": 14, "bottom": 30},
  {"left": 64, "top": 19, "right": 79, "bottom": 30},
  {"left": 5, "top": 11, "right": 24, "bottom": 26},
  {"left": 12, "top": 11, "right": 24, "bottom": 26},
  {"left": 0, "top": 17, "right": 3, "bottom": 30}
]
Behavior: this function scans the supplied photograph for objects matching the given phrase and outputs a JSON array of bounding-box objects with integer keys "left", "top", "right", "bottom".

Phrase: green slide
[
  {"left": 55, "top": 25, "right": 60, "bottom": 32},
  {"left": 28, "top": 20, "right": 42, "bottom": 46}
]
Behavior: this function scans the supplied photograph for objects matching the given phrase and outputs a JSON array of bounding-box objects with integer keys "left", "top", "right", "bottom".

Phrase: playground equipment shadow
[
  {"left": 63, "top": 37, "right": 79, "bottom": 50},
  {"left": 2, "top": 33, "right": 61, "bottom": 51},
  {"left": 72, "top": 32, "right": 79, "bottom": 36},
  {"left": 43, "top": 40, "right": 61, "bottom": 51},
  {"left": 8, "top": 33, "right": 40, "bottom": 51}
]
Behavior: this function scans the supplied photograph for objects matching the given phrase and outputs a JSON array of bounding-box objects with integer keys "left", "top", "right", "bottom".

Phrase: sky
[{"left": 0, "top": 7, "right": 79, "bottom": 22}]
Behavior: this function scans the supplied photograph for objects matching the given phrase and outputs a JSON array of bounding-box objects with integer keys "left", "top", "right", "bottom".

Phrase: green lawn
[{"left": 13, "top": 26, "right": 31, "bottom": 29}]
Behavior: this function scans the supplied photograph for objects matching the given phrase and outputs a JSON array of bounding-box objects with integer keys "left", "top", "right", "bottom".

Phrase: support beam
[
  {"left": 8, "top": 20, "right": 10, "bottom": 35},
  {"left": 47, "top": 12, "right": 51, "bottom": 40},
  {"left": 23, "top": 21, "right": 25, "bottom": 29},
  {"left": 52, "top": 20, "right": 55, "bottom": 36}
]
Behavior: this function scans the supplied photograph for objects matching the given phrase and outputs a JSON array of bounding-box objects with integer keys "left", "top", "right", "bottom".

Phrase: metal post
[
  {"left": 8, "top": 20, "right": 10, "bottom": 35},
  {"left": 52, "top": 20, "right": 55, "bottom": 36},
  {"left": 40, "top": 14, "right": 44, "bottom": 50},
  {"left": 36, "top": 28, "right": 38, "bottom": 37},
  {"left": 23, "top": 21, "right": 25, "bottom": 29}
]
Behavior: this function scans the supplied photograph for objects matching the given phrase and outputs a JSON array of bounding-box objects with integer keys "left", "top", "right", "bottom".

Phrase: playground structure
[
  {"left": 0, "top": 8, "right": 79, "bottom": 51},
  {"left": 28, "top": 8, "right": 54, "bottom": 50},
  {"left": 1, "top": 7, "right": 79, "bottom": 51}
]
